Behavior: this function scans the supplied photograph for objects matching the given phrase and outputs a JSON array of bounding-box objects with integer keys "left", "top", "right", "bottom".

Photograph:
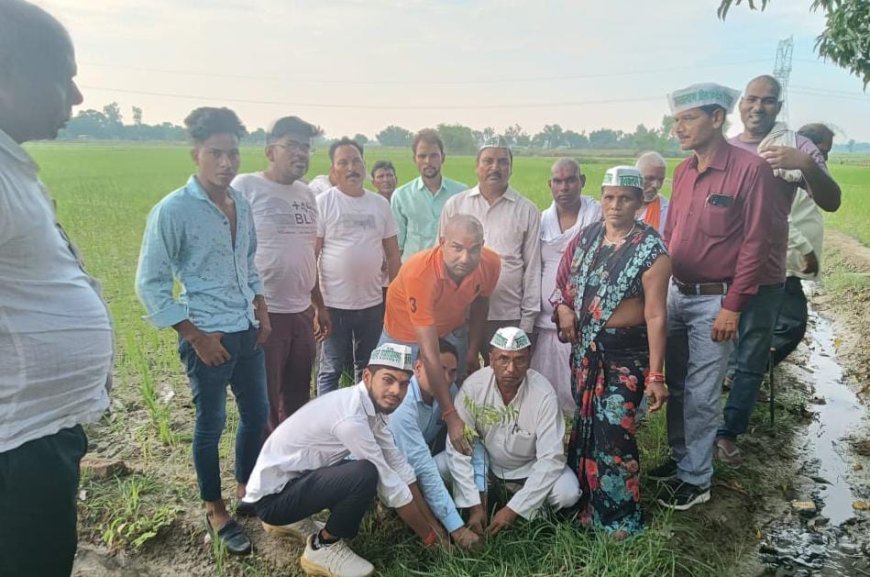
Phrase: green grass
[{"left": 23, "top": 142, "right": 870, "bottom": 576}]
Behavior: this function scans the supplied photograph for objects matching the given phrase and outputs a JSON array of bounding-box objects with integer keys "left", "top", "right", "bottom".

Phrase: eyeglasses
[
  {"left": 273, "top": 141, "right": 312, "bottom": 155},
  {"left": 491, "top": 355, "right": 530, "bottom": 369}
]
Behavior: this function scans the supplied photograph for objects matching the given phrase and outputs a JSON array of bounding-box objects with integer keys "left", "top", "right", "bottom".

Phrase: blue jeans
[
  {"left": 666, "top": 283, "right": 734, "bottom": 488},
  {"left": 718, "top": 283, "right": 785, "bottom": 440},
  {"left": 179, "top": 326, "right": 268, "bottom": 502},
  {"left": 317, "top": 304, "right": 384, "bottom": 395}
]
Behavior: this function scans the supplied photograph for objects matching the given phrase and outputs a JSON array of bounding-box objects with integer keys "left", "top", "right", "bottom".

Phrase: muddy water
[
  {"left": 759, "top": 311, "right": 869, "bottom": 577},
  {"left": 804, "top": 313, "right": 863, "bottom": 525}
]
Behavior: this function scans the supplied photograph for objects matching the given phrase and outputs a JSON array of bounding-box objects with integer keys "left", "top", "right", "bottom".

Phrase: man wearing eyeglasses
[
  {"left": 233, "top": 116, "right": 331, "bottom": 432},
  {"left": 446, "top": 327, "right": 580, "bottom": 537}
]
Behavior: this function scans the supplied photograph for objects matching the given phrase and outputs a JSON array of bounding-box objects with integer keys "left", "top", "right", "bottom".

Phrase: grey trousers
[{"left": 665, "top": 282, "right": 735, "bottom": 488}]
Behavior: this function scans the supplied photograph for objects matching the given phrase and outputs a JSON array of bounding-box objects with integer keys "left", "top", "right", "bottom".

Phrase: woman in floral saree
[{"left": 554, "top": 166, "right": 671, "bottom": 537}]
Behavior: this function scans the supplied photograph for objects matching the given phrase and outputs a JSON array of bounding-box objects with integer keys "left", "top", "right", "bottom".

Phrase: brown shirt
[{"left": 664, "top": 143, "right": 779, "bottom": 312}]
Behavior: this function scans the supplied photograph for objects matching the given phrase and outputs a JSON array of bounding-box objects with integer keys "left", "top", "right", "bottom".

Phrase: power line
[
  {"left": 79, "top": 59, "right": 771, "bottom": 86},
  {"left": 791, "top": 88, "right": 870, "bottom": 102},
  {"left": 791, "top": 85, "right": 870, "bottom": 98},
  {"left": 79, "top": 85, "right": 667, "bottom": 110}
]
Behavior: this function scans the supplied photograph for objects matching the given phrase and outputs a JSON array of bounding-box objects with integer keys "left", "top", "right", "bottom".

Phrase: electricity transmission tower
[{"left": 773, "top": 36, "right": 794, "bottom": 124}]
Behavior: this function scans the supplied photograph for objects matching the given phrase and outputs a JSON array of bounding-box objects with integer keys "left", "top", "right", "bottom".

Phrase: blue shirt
[
  {"left": 391, "top": 176, "right": 467, "bottom": 262},
  {"left": 389, "top": 377, "right": 465, "bottom": 532},
  {"left": 135, "top": 176, "right": 264, "bottom": 333}
]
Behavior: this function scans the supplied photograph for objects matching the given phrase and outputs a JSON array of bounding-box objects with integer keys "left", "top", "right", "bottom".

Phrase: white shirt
[
  {"left": 317, "top": 187, "right": 397, "bottom": 310},
  {"left": 0, "top": 129, "right": 113, "bottom": 452},
  {"left": 537, "top": 197, "right": 602, "bottom": 329},
  {"left": 439, "top": 185, "right": 542, "bottom": 333},
  {"left": 233, "top": 173, "right": 318, "bottom": 313},
  {"left": 243, "top": 383, "right": 416, "bottom": 508},
  {"left": 636, "top": 195, "right": 670, "bottom": 236},
  {"left": 307, "top": 174, "right": 333, "bottom": 196},
  {"left": 786, "top": 187, "right": 824, "bottom": 280},
  {"left": 447, "top": 367, "right": 566, "bottom": 519}
]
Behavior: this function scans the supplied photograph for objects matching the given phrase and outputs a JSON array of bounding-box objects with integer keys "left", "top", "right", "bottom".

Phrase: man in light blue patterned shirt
[
  {"left": 135, "top": 107, "right": 269, "bottom": 556},
  {"left": 387, "top": 339, "right": 481, "bottom": 549}
]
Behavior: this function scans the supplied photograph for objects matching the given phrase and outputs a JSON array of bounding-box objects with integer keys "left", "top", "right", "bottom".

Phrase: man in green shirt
[{"left": 391, "top": 129, "right": 467, "bottom": 262}]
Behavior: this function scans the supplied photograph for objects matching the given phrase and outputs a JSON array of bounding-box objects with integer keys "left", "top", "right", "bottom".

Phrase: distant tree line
[{"left": 59, "top": 103, "right": 868, "bottom": 154}]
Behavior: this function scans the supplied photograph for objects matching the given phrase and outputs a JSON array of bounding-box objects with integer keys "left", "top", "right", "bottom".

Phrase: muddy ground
[{"left": 72, "top": 230, "right": 870, "bottom": 577}]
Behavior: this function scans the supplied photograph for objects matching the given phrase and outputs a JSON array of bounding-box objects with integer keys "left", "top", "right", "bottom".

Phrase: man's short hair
[
  {"left": 329, "top": 137, "right": 364, "bottom": 163},
  {"left": 699, "top": 104, "right": 727, "bottom": 118},
  {"left": 413, "top": 129, "right": 445, "bottom": 156},
  {"left": 415, "top": 339, "right": 459, "bottom": 363},
  {"left": 797, "top": 123, "right": 835, "bottom": 147},
  {"left": 267, "top": 116, "right": 320, "bottom": 143},
  {"left": 0, "top": 0, "right": 68, "bottom": 77},
  {"left": 371, "top": 160, "right": 396, "bottom": 179},
  {"left": 442, "top": 213, "right": 484, "bottom": 244},
  {"left": 636, "top": 151, "right": 667, "bottom": 169},
  {"left": 550, "top": 157, "right": 581, "bottom": 176},
  {"left": 749, "top": 74, "right": 783, "bottom": 102},
  {"left": 184, "top": 107, "right": 247, "bottom": 144},
  {"left": 475, "top": 146, "right": 513, "bottom": 164}
]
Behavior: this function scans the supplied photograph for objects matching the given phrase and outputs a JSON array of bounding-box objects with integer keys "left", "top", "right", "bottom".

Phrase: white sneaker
[
  {"left": 262, "top": 517, "right": 325, "bottom": 541},
  {"left": 300, "top": 535, "right": 374, "bottom": 577}
]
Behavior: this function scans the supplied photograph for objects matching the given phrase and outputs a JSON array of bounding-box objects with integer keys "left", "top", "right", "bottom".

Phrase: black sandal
[{"left": 206, "top": 515, "right": 253, "bottom": 555}]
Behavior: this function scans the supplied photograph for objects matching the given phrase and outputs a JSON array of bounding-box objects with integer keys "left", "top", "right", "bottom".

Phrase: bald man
[
  {"left": 531, "top": 158, "right": 601, "bottom": 416},
  {"left": 381, "top": 214, "right": 501, "bottom": 457},
  {"left": 716, "top": 75, "right": 840, "bottom": 464},
  {"left": 0, "top": 2, "right": 113, "bottom": 575}
]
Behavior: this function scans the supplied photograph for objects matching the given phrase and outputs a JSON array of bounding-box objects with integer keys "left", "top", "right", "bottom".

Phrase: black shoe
[
  {"left": 235, "top": 500, "right": 257, "bottom": 517},
  {"left": 206, "top": 516, "right": 253, "bottom": 555},
  {"left": 646, "top": 459, "right": 678, "bottom": 482},
  {"left": 656, "top": 480, "right": 711, "bottom": 511}
]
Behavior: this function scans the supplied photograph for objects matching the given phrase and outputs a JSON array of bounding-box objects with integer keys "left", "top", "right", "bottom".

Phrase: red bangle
[
  {"left": 422, "top": 530, "right": 438, "bottom": 547},
  {"left": 441, "top": 407, "right": 457, "bottom": 420}
]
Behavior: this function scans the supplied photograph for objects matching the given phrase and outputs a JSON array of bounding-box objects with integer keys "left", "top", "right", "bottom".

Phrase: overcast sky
[{"left": 37, "top": 0, "right": 870, "bottom": 141}]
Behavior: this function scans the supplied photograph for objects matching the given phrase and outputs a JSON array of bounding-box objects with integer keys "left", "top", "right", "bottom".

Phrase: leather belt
[{"left": 673, "top": 278, "right": 729, "bottom": 296}]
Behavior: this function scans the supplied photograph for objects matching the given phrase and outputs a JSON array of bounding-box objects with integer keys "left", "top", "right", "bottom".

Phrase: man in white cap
[
  {"left": 531, "top": 158, "right": 601, "bottom": 417},
  {"left": 243, "top": 343, "right": 448, "bottom": 577},
  {"left": 439, "top": 139, "right": 542, "bottom": 355},
  {"left": 634, "top": 151, "right": 670, "bottom": 235},
  {"left": 650, "top": 83, "right": 779, "bottom": 511},
  {"left": 447, "top": 327, "right": 581, "bottom": 536}
]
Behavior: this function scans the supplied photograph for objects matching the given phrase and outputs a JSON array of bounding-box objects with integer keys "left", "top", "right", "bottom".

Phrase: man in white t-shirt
[
  {"left": 233, "top": 116, "right": 331, "bottom": 433},
  {"left": 316, "top": 138, "right": 402, "bottom": 395},
  {"left": 1, "top": 3, "right": 113, "bottom": 574}
]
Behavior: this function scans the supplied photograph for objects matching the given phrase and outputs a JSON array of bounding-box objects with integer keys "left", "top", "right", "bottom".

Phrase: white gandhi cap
[
  {"left": 602, "top": 165, "right": 644, "bottom": 190},
  {"left": 667, "top": 82, "right": 740, "bottom": 115},
  {"left": 489, "top": 327, "right": 532, "bottom": 351},
  {"left": 368, "top": 343, "right": 414, "bottom": 372}
]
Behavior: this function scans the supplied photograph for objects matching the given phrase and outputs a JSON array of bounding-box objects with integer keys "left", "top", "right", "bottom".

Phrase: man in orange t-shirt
[{"left": 381, "top": 214, "right": 500, "bottom": 456}]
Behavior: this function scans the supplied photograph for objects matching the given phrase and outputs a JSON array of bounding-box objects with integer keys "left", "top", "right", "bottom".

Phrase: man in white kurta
[
  {"left": 447, "top": 328, "right": 580, "bottom": 536},
  {"left": 530, "top": 159, "right": 601, "bottom": 417}
]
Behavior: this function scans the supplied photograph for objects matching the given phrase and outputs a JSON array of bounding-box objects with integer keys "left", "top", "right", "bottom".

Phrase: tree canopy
[{"left": 718, "top": 0, "right": 870, "bottom": 87}]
